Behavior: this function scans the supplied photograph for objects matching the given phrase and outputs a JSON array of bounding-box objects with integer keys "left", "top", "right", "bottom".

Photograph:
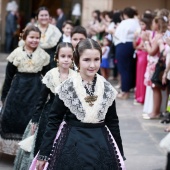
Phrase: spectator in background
[
  {"left": 26, "top": 17, "right": 37, "bottom": 27},
  {"left": 114, "top": 7, "right": 140, "bottom": 99},
  {"left": 50, "top": 17, "right": 57, "bottom": 25},
  {"left": 5, "top": 1, "right": 18, "bottom": 53},
  {"left": 56, "top": 8, "right": 66, "bottom": 32}
]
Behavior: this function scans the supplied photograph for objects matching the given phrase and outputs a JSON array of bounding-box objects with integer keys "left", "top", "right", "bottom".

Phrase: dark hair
[
  {"left": 112, "top": 11, "right": 122, "bottom": 24},
  {"left": 22, "top": 25, "right": 41, "bottom": 40},
  {"left": 140, "top": 17, "right": 152, "bottom": 30},
  {"left": 36, "top": 6, "right": 49, "bottom": 17},
  {"left": 153, "top": 16, "right": 168, "bottom": 33},
  {"left": 143, "top": 13, "right": 154, "bottom": 21},
  {"left": 71, "top": 26, "right": 87, "bottom": 38},
  {"left": 74, "top": 39, "right": 102, "bottom": 67},
  {"left": 62, "top": 20, "right": 74, "bottom": 28},
  {"left": 123, "top": 7, "right": 136, "bottom": 18},
  {"left": 93, "top": 10, "right": 101, "bottom": 22},
  {"left": 54, "top": 42, "right": 74, "bottom": 61},
  {"left": 105, "top": 11, "right": 113, "bottom": 20}
]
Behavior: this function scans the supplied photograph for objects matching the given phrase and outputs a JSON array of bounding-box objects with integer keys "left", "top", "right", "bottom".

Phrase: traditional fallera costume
[
  {"left": 14, "top": 68, "right": 76, "bottom": 170},
  {"left": 30, "top": 73, "right": 126, "bottom": 170},
  {"left": 38, "top": 24, "right": 62, "bottom": 68},
  {"left": 0, "top": 46, "right": 50, "bottom": 155}
]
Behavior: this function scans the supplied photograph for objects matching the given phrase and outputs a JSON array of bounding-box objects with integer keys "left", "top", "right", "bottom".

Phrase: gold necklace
[
  {"left": 84, "top": 96, "right": 98, "bottom": 107},
  {"left": 38, "top": 25, "right": 48, "bottom": 41},
  {"left": 83, "top": 75, "right": 98, "bottom": 107}
]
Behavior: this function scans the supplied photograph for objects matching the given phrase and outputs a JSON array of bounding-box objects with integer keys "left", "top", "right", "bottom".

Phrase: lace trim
[
  {"left": 58, "top": 79, "right": 86, "bottom": 121},
  {"left": 47, "top": 124, "right": 71, "bottom": 170},
  {"left": 57, "top": 73, "right": 117, "bottom": 123},
  {"left": 38, "top": 24, "right": 62, "bottom": 49},
  {"left": 37, "top": 155, "right": 48, "bottom": 161},
  {"left": 98, "top": 81, "right": 117, "bottom": 120},
  {"left": 42, "top": 68, "right": 76, "bottom": 94},
  {"left": 7, "top": 47, "right": 50, "bottom": 73},
  {"left": 102, "top": 127, "right": 123, "bottom": 170}
]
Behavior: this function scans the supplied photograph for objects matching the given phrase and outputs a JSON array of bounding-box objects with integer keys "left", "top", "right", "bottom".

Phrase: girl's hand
[
  {"left": 31, "top": 123, "right": 37, "bottom": 135},
  {"left": 141, "top": 31, "right": 150, "bottom": 41},
  {"left": 162, "top": 72, "right": 167, "bottom": 85},
  {"left": 36, "top": 160, "right": 46, "bottom": 170},
  {"left": 166, "top": 37, "right": 170, "bottom": 46}
]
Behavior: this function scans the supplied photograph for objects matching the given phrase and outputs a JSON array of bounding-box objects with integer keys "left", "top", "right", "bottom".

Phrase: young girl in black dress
[
  {"left": 0, "top": 25, "right": 50, "bottom": 155},
  {"left": 31, "top": 39, "right": 126, "bottom": 170}
]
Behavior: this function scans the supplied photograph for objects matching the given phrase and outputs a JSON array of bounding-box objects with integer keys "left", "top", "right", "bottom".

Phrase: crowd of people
[
  {"left": 1, "top": 3, "right": 170, "bottom": 170},
  {"left": 86, "top": 7, "right": 170, "bottom": 169}
]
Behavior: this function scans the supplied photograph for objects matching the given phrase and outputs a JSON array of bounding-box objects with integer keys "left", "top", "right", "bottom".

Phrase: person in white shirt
[{"left": 114, "top": 7, "right": 140, "bottom": 99}]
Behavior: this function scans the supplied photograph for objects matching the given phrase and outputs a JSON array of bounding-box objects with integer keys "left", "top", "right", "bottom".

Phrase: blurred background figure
[
  {"left": 56, "top": 8, "right": 66, "bottom": 32},
  {"left": 5, "top": 0, "right": 18, "bottom": 53},
  {"left": 72, "top": 3, "right": 81, "bottom": 26},
  {"left": 26, "top": 17, "right": 37, "bottom": 27}
]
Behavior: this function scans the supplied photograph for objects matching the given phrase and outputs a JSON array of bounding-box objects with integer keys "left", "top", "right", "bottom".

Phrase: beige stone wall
[
  {"left": 113, "top": 0, "right": 169, "bottom": 14},
  {"left": 81, "top": 0, "right": 113, "bottom": 27}
]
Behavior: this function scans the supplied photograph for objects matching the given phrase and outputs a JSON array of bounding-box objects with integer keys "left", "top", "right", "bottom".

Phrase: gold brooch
[{"left": 84, "top": 95, "right": 98, "bottom": 107}]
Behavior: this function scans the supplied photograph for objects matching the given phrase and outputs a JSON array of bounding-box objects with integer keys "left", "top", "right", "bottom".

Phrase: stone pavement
[{"left": 0, "top": 53, "right": 168, "bottom": 170}]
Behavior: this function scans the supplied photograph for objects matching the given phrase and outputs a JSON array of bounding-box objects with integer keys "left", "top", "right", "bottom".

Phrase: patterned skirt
[{"left": 30, "top": 121, "right": 126, "bottom": 170}]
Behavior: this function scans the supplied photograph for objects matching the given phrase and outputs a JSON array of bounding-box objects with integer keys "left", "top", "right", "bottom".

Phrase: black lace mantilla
[
  {"left": 57, "top": 78, "right": 116, "bottom": 123},
  {"left": 58, "top": 80, "right": 86, "bottom": 121}
]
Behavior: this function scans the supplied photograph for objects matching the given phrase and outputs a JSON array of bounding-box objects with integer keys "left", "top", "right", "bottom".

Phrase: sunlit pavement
[{"left": 0, "top": 53, "right": 168, "bottom": 170}]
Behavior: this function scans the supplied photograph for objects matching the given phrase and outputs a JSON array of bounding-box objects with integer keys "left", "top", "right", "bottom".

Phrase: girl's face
[
  {"left": 140, "top": 21, "right": 146, "bottom": 31},
  {"left": 71, "top": 33, "right": 86, "bottom": 48},
  {"left": 25, "top": 31, "right": 40, "bottom": 50},
  {"left": 62, "top": 24, "right": 73, "bottom": 37},
  {"left": 103, "top": 38, "right": 109, "bottom": 46},
  {"left": 38, "top": 10, "right": 50, "bottom": 25},
  {"left": 79, "top": 49, "right": 101, "bottom": 80},
  {"left": 58, "top": 47, "right": 73, "bottom": 69}
]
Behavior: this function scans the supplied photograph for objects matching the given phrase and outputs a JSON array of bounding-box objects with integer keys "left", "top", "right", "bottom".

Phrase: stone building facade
[{"left": 0, "top": 0, "right": 170, "bottom": 51}]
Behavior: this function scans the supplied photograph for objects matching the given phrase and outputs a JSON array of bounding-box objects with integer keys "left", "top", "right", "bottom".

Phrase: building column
[{"left": 81, "top": 0, "right": 113, "bottom": 27}]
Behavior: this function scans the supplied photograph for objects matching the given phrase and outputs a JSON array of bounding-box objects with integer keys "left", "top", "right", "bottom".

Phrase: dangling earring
[
  {"left": 77, "top": 65, "right": 80, "bottom": 72},
  {"left": 70, "top": 60, "right": 74, "bottom": 69},
  {"left": 56, "top": 59, "right": 59, "bottom": 67}
]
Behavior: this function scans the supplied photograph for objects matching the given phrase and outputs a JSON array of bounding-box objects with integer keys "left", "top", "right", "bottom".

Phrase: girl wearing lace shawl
[
  {"left": 0, "top": 25, "right": 50, "bottom": 155},
  {"left": 32, "top": 39, "right": 126, "bottom": 170},
  {"left": 14, "top": 42, "right": 76, "bottom": 170}
]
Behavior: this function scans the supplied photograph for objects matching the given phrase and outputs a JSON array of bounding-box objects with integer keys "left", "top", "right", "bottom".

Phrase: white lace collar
[
  {"left": 42, "top": 67, "right": 76, "bottom": 94},
  {"left": 56, "top": 73, "right": 118, "bottom": 123}
]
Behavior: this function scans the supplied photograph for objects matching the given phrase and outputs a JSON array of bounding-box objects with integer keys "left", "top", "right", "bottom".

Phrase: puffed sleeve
[
  {"left": 105, "top": 100, "right": 125, "bottom": 160},
  {"left": 31, "top": 84, "right": 51, "bottom": 123},
  {"left": 43, "top": 52, "right": 50, "bottom": 67},
  {"left": 41, "top": 63, "right": 50, "bottom": 76},
  {"left": 1, "top": 62, "right": 17, "bottom": 102},
  {"left": 7, "top": 48, "right": 20, "bottom": 67},
  {"left": 37, "top": 94, "right": 68, "bottom": 160}
]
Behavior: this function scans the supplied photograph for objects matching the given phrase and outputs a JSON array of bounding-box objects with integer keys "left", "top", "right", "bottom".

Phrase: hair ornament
[{"left": 163, "top": 16, "right": 168, "bottom": 22}]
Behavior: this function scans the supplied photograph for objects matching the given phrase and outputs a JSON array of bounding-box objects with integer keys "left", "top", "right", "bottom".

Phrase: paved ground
[{"left": 0, "top": 53, "right": 168, "bottom": 170}]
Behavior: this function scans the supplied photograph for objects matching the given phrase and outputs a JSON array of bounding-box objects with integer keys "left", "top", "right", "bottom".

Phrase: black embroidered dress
[
  {"left": 0, "top": 46, "right": 50, "bottom": 155},
  {"left": 14, "top": 68, "right": 76, "bottom": 170},
  {"left": 31, "top": 73, "right": 126, "bottom": 170}
]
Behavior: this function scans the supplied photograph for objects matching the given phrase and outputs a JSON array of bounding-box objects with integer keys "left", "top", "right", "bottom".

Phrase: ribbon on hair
[{"left": 163, "top": 16, "right": 168, "bottom": 22}]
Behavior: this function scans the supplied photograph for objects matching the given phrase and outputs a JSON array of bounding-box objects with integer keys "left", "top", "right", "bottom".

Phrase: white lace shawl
[
  {"left": 56, "top": 73, "right": 118, "bottom": 123},
  {"left": 7, "top": 47, "right": 50, "bottom": 73},
  {"left": 42, "top": 68, "right": 77, "bottom": 94},
  {"left": 38, "top": 24, "right": 62, "bottom": 49}
]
